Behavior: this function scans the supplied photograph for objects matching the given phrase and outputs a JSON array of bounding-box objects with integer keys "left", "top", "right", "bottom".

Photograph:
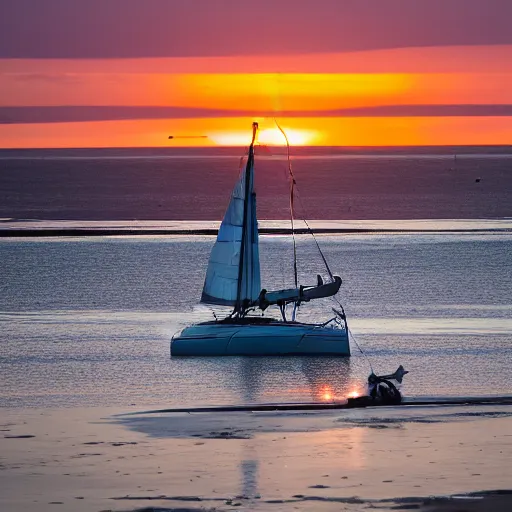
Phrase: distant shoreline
[
  {"left": 3, "top": 228, "right": 512, "bottom": 237},
  {"left": 2, "top": 219, "right": 511, "bottom": 237},
  {"left": 2, "top": 144, "right": 512, "bottom": 155}
]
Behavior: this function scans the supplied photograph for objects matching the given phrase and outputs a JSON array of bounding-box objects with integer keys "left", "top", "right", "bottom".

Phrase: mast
[{"left": 235, "top": 122, "right": 259, "bottom": 314}]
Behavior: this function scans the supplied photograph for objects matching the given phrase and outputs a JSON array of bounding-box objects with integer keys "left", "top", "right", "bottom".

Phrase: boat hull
[{"left": 171, "top": 321, "right": 350, "bottom": 356}]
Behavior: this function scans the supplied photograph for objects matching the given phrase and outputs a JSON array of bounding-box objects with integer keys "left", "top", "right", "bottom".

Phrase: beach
[{"left": 1, "top": 404, "right": 511, "bottom": 511}]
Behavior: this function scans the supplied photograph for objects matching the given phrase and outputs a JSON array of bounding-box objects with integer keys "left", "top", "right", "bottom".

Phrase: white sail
[{"left": 201, "top": 156, "right": 260, "bottom": 306}]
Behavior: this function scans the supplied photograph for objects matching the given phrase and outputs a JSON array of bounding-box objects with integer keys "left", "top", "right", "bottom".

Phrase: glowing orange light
[
  {"left": 348, "top": 390, "right": 360, "bottom": 399},
  {"left": 318, "top": 384, "right": 335, "bottom": 402},
  {"left": 258, "top": 127, "right": 316, "bottom": 146},
  {"left": 174, "top": 73, "right": 413, "bottom": 111},
  {"left": 209, "top": 126, "right": 317, "bottom": 146},
  {"left": 208, "top": 131, "right": 253, "bottom": 146},
  {"left": 5, "top": 115, "right": 512, "bottom": 148}
]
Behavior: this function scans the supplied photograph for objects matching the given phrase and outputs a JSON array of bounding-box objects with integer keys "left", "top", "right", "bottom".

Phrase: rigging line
[
  {"left": 274, "top": 118, "right": 298, "bottom": 290},
  {"left": 335, "top": 298, "right": 374, "bottom": 374},
  {"left": 269, "top": 121, "right": 335, "bottom": 283},
  {"left": 332, "top": 295, "right": 372, "bottom": 371},
  {"left": 347, "top": 326, "right": 374, "bottom": 374},
  {"left": 271, "top": 121, "right": 335, "bottom": 283},
  {"left": 292, "top": 180, "right": 335, "bottom": 282}
]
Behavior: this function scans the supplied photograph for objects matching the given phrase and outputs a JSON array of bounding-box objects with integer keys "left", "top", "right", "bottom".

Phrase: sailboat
[{"left": 171, "top": 122, "right": 350, "bottom": 356}]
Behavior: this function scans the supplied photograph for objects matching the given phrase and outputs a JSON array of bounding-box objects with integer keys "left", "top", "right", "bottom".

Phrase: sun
[
  {"left": 258, "top": 127, "right": 315, "bottom": 146},
  {"left": 209, "top": 126, "right": 317, "bottom": 146}
]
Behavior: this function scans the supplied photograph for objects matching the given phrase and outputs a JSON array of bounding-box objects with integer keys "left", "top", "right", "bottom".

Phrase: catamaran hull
[{"left": 171, "top": 323, "right": 350, "bottom": 356}]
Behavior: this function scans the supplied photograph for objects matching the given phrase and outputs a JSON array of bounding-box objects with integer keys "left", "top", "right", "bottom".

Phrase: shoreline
[
  {"left": 1, "top": 218, "right": 511, "bottom": 237},
  {"left": 2, "top": 144, "right": 512, "bottom": 154},
  {"left": 4, "top": 228, "right": 512, "bottom": 237}
]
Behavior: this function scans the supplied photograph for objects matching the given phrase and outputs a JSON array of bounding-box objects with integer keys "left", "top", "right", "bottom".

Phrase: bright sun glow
[
  {"left": 258, "top": 128, "right": 314, "bottom": 146},
  {"left": 319, "top": 385, "right": 335, "bottom": 402},
  {"left": 208, "top": 132, "right": 253, "bottom": 146},
  {"left": 209, "top": 126, "right": 316, "bottom": 146}
]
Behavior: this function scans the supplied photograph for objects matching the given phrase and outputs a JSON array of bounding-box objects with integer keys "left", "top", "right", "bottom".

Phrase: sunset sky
[{"left": 2, "top": 0, "right": 512, "bottom": 147}]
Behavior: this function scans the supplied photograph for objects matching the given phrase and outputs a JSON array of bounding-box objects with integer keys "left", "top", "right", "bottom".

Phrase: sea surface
[
  {"left": 1, "top": 146, "right": 512, "bottom": 220},
  {"left": 1, "top": 146, "right": 511, "bottom": 409},
  {"left": 1, "top": 232, "right": 511, "bottom": 408}
]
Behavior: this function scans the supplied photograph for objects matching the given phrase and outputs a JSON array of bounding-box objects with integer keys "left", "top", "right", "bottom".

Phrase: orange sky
[
  {"left": 6, "top": 72, "right": 512, "bottom": 110},
  {"left": 2, "top": 45, "right": 512, "bottom": 147},
  {"left": 3, "top": 116, "right": 512, "bottom": 148}
]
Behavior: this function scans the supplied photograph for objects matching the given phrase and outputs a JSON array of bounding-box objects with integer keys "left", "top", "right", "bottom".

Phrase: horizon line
[{"left": 2, "top": 144, "right": 512, "bottom": 151}]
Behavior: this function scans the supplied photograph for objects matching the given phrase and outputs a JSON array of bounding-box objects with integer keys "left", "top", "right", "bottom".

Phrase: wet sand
[{"left": 1, "top": 404, "right": 511, "bottom": 511}]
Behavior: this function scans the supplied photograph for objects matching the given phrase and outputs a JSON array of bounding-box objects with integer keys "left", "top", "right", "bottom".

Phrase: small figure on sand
[{"left": 367, "top": 365, "right": 408, "bottom": 405}]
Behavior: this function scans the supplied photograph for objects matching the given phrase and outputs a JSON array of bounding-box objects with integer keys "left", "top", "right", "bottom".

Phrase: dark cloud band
[{"left": 2, "top": 105, "right": 512, "bottom": 124}]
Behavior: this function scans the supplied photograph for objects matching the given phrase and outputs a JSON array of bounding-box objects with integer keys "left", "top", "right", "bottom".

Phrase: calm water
[
  {"left": 1, "top": 147, "right": 512, "bottom": 220},
  {"left": 1, "top": 232, "right": 511, "bottom": 408}
]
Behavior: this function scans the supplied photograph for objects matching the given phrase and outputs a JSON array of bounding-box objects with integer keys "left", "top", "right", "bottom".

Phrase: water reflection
[
  {"left": 240, "top": 457, "right": 259, "bottom": 498},
  {"left": 232, "top": 356, "right": 361, "bottom": 404},
  {"left": 300, "top": 358, "right": 359, "bottom": 402}
]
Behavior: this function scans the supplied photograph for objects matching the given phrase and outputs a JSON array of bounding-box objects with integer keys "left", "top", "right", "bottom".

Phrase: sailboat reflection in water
[{"left": 171, "top": 123, "right": 350, "bottom": 356}]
